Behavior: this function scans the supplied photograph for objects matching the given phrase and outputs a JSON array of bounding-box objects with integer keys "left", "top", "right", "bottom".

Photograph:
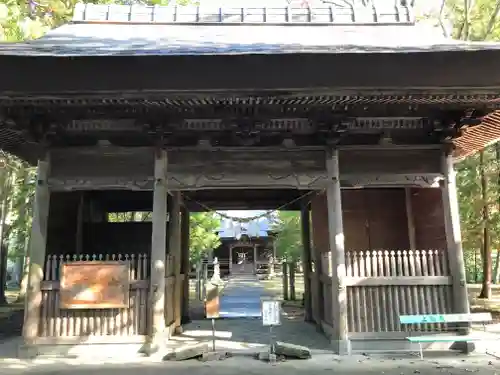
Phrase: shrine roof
[
  {"left": 1, "top": 3, "right": 499, "bottom": 56},
  {"left": 1, "top": 4, "right": 500, "bottom": 161}
]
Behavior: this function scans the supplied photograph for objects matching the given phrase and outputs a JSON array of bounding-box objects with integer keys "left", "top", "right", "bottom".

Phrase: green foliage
[
  {"left": 0, "top": 0, "right": 196, "bottom": 42},
  {"left": 272, "top": 211, "right": 302, "bottom": 261},
  {"left": 107, "top": 212, "right": 152, "bottom": 222},
  {"left": 106, "top": 210, "right": 221, "bottom": 264},
  {"left": 446, "top": 0, "right": 500, "bottom": 40},
  {"left": 7, "top": 164, "right": 36, "bottom": 259},
  {"left": 189, "top": 212, "right": 221, "bottom": 263},
  {"left": 456, "top": 145, "right": 500, "bottom": 282}
]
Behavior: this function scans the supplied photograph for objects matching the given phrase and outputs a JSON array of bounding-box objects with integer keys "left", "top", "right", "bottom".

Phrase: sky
[{"left": 220, "top": 210, "right": 265, "bottom": 218}]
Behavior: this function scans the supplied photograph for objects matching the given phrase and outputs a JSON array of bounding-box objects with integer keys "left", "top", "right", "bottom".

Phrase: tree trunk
[
  {"left": 494, "top": 251, "right": 500, "bottom": 283},
  {"left": 0, "top": 170, "right": 12, "bottom": 305},
  {"left": 495, "top": 144, "right": 500, "bottom": 283},
  {"left": 479, "top": 150, "right": 492, "bottom": 299}
]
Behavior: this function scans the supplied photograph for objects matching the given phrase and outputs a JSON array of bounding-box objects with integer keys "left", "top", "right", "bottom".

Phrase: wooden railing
[
  {"left": 39, "top": 253, "right": 152, "bottom": 338},
  {"left": 317, "top": 249, "right": 452, "bottom": 333}
]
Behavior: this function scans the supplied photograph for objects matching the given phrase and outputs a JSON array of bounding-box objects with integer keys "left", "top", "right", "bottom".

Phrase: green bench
[{"left": 399, "top": 312, "right": 492, "bottom": 359}]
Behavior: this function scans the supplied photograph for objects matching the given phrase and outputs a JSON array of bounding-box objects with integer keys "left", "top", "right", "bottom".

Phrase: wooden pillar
[
  {"left": 282, "top": 262, "right": 289, "bottom": 300},
  {"left": 441, "top": 152, "right": 470, "bottom": 326},
  {"left": 23, "top": 156, "right": 51, "bottom": 346},
  {"left": 325, "top": 148, "right": 349, "bottom": 355},
  {"left": 268, "top": 238, "right": 276, "bottom": 278},
  {"left": 181, "top": 206, "right": 191, "bottom": 324},
  {"left": 253, "top": 243, "right": 258, "bottom": 274},
  {"left": 169, "top": 191, "right": 182, "bottom": 328},
  {"left": 289, "top": 263, "right": 296, "bottom": 300},
  {"left": 148, "top": 149, "right": 168, "bottom": 348},
  {"left": 229, "top": 244, "right": 233, "bottom": 275},
  {"left": 301, "top": 203, "right": 313, "bottom": 322},
  {"left": 404, "top": 188, "right": 417, "bottom": 251}
]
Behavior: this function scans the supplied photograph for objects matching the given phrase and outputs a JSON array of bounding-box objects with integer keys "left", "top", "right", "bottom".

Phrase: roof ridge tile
[{"left": 72, "top": 2, "right": 414, "bottom": 25}]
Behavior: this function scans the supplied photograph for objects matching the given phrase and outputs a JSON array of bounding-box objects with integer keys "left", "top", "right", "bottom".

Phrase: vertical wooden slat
[
  {"left": 414, "top": 251, "right": 426, "bottom": 330},
  {"left": 384, "top": 250, "right": 395, "bottom": 331},
  {"left": 348, "top": 251, "right": 355, "bottom": 332},
  {"left": 49, "top": 254, "right": 58, "bottom": 336},
  {"left": 420, "top": 251, "right": 431, "bottom": 331},
  {"left": 130, "top": 254, "right": 138, "bottom": 335},
  {"left": 371, "top": 251, "right": 381, "bottom": 332},
  {"left": 364, "top": 251, "right": 374, "bottom": 331},
  {"left": 353, "top": 251, "right": 362, "bottom": 332},
  {"left": 358, "top": 251, "right": 368, "bottom": 332},
  {"left": 41, "top": 255, "right": 51, "bottom": 336},
  {"left": 397, "top": 251, "right": 406, "bottom": 322},
  {"left": 390, "top": 251, "right": 400, "bottom": 331}
]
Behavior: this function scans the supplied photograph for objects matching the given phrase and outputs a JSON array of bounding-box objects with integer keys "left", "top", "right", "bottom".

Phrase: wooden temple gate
[
  {"left": 24, "top": 185, "right": 191, "bottom": 348},
  {"left": 1, "top": 2, "right": 499, "bottom": 357},
  {"left": 306, "top": 185, "right": 461, "bottom": 351}
]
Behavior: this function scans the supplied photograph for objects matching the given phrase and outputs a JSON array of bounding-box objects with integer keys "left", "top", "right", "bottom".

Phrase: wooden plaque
[
  {"left": 60, "top": 261, "right": 130, "bottom": 309},
  {"left": 205, "top": 286, "right": 220, "bottom": 319}
]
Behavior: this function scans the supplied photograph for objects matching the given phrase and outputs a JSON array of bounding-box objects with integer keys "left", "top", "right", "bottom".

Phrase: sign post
[
  {"left": 205, "top": 285, "right": 220, "bottom": 352},
  {"left": 261, "top": 297, "right": 281, "bottom": 359}
]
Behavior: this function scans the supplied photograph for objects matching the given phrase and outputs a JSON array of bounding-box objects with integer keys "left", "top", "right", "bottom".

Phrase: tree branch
[
  {"left": 482, "top": 0, "right": 500, "bottom": 40},
  {"left": 438, "top": 0, "right": 448, "bottom": 38}
]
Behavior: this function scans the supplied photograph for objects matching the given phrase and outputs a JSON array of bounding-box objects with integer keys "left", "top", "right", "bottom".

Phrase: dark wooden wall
[
  {"left": 409, "top": 187, "right": 447, "bottom": 250},
  {"left": 46, "top": 192, "right": 80, "bottom": 256},
  {"left": 46, "top": 192, "right": 155, "bottom": 258},
  {"left": 311, "top": 187, "right": 446, "bottom": 254}
]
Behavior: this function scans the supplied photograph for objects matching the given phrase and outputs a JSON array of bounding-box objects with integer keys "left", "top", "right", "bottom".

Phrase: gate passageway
[
  {"left": 219, "top": 271, "right": 270, "bottom": 318},
  {"left": 180, "top": 271, "right": 332, "bottom": 353}
]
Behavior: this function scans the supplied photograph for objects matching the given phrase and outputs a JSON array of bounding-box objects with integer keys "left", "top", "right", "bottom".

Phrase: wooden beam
[
  {"left": 323, "top": 276, "right": 452, "bottom": 287},
  {"left": 325, "top": 148, "right": 349, "bottom": 355},
  {"left": 23, "top": 154, "right": 51, "bottom": 346}
]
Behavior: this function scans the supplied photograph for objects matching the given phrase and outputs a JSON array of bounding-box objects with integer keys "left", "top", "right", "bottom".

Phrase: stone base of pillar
[
  {"left": 140, "top": 334, "right": 169, "bottom": 357},
  {"left": 450, "top": 341, "right": 475, "bottom": 354},
  {"left": 330, "top": 339, "right": 351, "bottom": 356}
]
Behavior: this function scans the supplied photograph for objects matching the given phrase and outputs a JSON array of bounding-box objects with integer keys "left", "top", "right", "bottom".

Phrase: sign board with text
[
  {"left": 60, "top": 261, "right": 130, "bottom": 309},
  {"left": 261, "top": 298, "right": 281, "bottom": 326},
  {"left": 205, "top": 286, "right": 220, "bottom": 319}
]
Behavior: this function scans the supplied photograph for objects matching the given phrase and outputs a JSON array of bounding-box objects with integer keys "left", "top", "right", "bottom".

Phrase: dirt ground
[
  {"left": 0, "top": 351, "right": 499, "bottom": 375},
  {"left": 1, "top": 279, "right": 500, "bottom": 375}
]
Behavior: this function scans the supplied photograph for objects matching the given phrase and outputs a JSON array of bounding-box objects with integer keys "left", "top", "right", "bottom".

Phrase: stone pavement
[
  {"left": 176, "top": 273, "right": 331, "bottom": 352},
  {"left": 218, "top": 274, "right": 271, "bottom": 318}
]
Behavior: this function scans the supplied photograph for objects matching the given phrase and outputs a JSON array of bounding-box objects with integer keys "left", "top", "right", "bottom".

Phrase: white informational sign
[{"left": 261, "top": 299, "right": 281, "bottom": 326}]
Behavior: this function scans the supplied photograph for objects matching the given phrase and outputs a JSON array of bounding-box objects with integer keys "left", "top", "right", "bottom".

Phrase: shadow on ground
[{"left": 0, "top": 310, "right": 23, "bottom": 341}]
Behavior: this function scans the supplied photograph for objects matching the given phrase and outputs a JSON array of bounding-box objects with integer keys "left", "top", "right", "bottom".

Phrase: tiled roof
[
  {"left": 71, "top": 2, "right": 413, "bottom": 24},
  {"left": 0, "top": 3, "right": 476, "bottom": 56},
  {"left": 454, "top": 111, "right": 500, "bottom": 160}
]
